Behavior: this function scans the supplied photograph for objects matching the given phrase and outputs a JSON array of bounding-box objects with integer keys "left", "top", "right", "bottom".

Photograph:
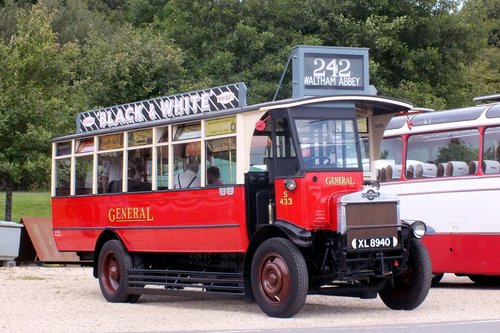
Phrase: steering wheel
[{"left": 304, "top": 156, "right": 331, "bottom": 165}]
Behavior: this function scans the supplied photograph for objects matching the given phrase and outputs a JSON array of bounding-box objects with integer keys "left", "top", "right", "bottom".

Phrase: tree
[
  {"left": 156, "top": 0, "right": 489, "bottom": 108},
  {"left": 0, "top": 4, "right": 83, "bottom": 221},
  {"left": 77, "top": 25, "right": 185, "bottom": 108}
]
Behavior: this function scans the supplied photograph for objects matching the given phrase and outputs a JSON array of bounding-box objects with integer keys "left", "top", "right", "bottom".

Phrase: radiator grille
[{"left": 345, "top": 202, "right": 398, "bottom": 247}]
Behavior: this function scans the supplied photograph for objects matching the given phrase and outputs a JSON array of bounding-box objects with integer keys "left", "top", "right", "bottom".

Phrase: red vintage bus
[{"left": 51, "top": 81, "right": 432, "bottom": 317}]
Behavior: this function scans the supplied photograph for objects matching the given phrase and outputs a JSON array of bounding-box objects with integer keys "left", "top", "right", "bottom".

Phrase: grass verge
[{"left": 0, "top": 192, "right": 51, "bottom": 222}]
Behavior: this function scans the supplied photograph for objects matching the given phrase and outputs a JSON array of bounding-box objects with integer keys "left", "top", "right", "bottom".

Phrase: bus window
[
  {"left": 127, "top": 148, "right": 151, "bottom": 192},
  {"left": 249, "top": 136, "right": 271, "bottom": 172},
  {"left": 173, "top": 142, "right": 201, "bottom": 189},
  {"left": 296, "top": 118, "right": 361, "bottom": 170},
  {"left": 174, "top": 123, "right": 201, "bottom": 140},
  {"left": 75, "top": 138, "right": 94, "bottom": 154},
  {"left": 55, "top": 158, "right": 71, "bottom": 196},
  {"left": 482, "top": 126, "right": 500, "bottom": 174},
  {"left": 56, "top": 141, "right": 71, "bottom": 156},
  {"left": 156, "top": 145, "right": 169, "bottom": 190},
  {"left": 206, "top": 137, "right": 236, "bottom": 185},
  {"left": 127, "top": 129, "right": 152, "bottom": 192},
  {"left": 128, "top": 129, "right": 152, "bottom": 146},
  {"left": 157, "top": 126, "right": 168, "bottom": 143},
  {"left": 98, "top": 152, "right": 123, "bottom": 193},
  {"left": 75, "top": 155, "right": 93, "bottom": 195}
]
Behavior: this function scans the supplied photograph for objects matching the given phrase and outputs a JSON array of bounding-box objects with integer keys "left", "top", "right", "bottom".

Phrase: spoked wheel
[
  {"left": 98, "top": 240, "right": 140, "bottom": 303},
  {"left": 251, "top": 238, "right": 308, "bottom": 318},
  {"left": 379, "top": 238, "right": 432, "bottom": 310}
]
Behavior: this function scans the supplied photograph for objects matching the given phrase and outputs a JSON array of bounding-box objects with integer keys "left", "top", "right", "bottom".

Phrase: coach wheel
[
  {"left": 98, "top": 240, "right": 140, "bottom": 303},
  {"left": 379, "top": 238, "right": 432, "bottom": 310},
  {"left": 251, "top": 238, "right": 308, "bottom": 318}
]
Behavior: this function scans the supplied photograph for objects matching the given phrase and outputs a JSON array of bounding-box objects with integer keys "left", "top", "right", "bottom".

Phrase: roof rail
[{"left": 473, "top": 94, "right": 500, "bottom": 103}]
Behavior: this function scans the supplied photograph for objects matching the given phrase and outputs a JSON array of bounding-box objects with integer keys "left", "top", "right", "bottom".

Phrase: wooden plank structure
[{"left": 18, "top": 217, "right": 81, "bottom": 263}]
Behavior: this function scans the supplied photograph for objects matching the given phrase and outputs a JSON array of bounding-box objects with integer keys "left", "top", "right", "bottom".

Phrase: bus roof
[{"left": 54, "top": 94, "right": 413, "bottom": 142}]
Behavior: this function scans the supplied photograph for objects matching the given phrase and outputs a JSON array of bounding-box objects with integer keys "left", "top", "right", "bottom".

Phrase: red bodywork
[
  {"left": 53, "top": 186, "right": 248, "bottom": 253},
  {"left": 423, "top": 234, "right": 500, "bottom": 275},
  {"left": 274, "top": 172, "right": 363, "bottom": 231},
  {"left": 52, "top": 171, "right": 364, "bottom": 254}
]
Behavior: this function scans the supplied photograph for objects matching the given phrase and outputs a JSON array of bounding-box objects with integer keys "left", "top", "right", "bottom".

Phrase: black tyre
[
  {"left": 379, "top": 238, "right": 432, "bottom": 310},
  {"left": 251, "top": 238, "right": 308, "bottom": 318},
  {"left": 98, "top": 240, "right": 140, "bottom": 303},
  {"left": 468, "top": 274, "right": 500, "bottom": 286}
]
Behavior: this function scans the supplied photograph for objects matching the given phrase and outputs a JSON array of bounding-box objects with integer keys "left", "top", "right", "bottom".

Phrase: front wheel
[
  {"left": 251, "top": 238, "right": 308, "bottom": 318},
  {"left": 98, "top": 240, "right": 140, "bottom": 303},
  {"left": 379, "top": 238, "right": 432, "bottom": 310}
]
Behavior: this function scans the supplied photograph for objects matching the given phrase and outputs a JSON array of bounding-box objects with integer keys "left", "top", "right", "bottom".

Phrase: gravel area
[{"left": 1, "top": 266, "right": 500, "bottom": 333}]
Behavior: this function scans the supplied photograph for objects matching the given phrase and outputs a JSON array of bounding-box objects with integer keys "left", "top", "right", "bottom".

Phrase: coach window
[
  {"left": 156, "top": 127, "right": 169, "bottom": 190},
  {"left": 127, "top": 129, "right": 152, "bottom": 192},
  {"left": 74, "top": 138, "right": 94, "bottom": 195},
  {"left": 482, "top": 127, "right": 500, "bottom": 174},
  {"left": 54, "top": 141, "right": 71, "bottom": 196},
  {"left": 97, "top": 134, "right": 124, "bottom": 193},
  {"left": 407, "top": 129, "right": 479, "bottom": 177}
]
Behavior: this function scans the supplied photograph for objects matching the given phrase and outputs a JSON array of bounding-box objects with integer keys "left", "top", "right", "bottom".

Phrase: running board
[{"left": 127, "top": 268, "right": 245, "bottom": 297}]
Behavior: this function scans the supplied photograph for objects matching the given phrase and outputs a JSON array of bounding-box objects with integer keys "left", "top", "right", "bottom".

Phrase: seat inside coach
[
  {"left": 445, "top": 161, "right": 469, "bottom": 176},
  {"left": 386, "top": 164, "right": 402, "bottom": 180},
  {"left": 415, "top": 163, "right": 438, "bottom": 178},
  {"left": 469, "top": 161, "right": 478, "bottom": 175},
  {"left": 482, "top": 160, "right": 500, "bottom": 174}
]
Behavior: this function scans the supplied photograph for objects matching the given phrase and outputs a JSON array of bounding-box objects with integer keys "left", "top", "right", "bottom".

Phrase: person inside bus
[
  {"left": 101, "top": 154, "right": 122, "bottom": 193},
  {"left": 127, "top": 165, "right": 150, "bottom": 192},
  {"left": 206, "top": 166, "right": 226, "bottom": 186},
  {"left": 174, "top": 158, "right": 200, "bottom": 189}
]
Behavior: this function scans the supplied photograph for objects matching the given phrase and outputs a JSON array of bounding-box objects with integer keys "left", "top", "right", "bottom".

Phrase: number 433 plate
[{"left": 351, "top": 236, "right": 398, "bottom": 249}]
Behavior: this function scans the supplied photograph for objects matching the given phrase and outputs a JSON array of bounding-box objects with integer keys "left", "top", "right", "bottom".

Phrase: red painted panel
[
  {"left": 52, "top": 186, "right": 248, "bottom": 253},
  {"left": 274, "top": 172, "right": 363, "bottom": 230},
  {"left": 423, "top": 233, "right": 500, "bottom": 275}
]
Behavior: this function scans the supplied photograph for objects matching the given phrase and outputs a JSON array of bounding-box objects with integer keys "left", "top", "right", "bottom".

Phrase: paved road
[{"left": 1, "top": 267, "right": 499, "bottom": 332}]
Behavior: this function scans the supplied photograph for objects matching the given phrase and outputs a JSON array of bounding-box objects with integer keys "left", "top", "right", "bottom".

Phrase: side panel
[
  {"left": 52, "top": 186, "right": 249, "bottom": 253},
  {"left": 382, "top": 175, "right": 500, "bottom": 275},
  {"left": 423, "top": 234, "right": 500, "bottom": 275}
]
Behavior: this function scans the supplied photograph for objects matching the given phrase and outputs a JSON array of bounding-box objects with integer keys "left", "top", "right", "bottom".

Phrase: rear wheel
[
  {"left": 251, "top": 238, "right": 308, "bottom": 318},
  {"left": 98, "top": 240, "right": 140, "bottom": 303},
  {"left": 379, "top": 238, "right": 432, "bottom": 310}
]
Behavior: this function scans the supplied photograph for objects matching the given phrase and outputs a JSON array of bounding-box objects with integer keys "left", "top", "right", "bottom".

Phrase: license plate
[{"left": 351, "top": 236, "right": 398, "bottom": 250}]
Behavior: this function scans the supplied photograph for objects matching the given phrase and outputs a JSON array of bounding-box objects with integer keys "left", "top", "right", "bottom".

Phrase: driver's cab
[{"left": 244, "top": 96, "right": 407, "bottom": 233}]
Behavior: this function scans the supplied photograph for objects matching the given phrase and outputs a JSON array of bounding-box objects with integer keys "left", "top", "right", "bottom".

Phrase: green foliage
[
  {"left": 78, "top": 26, "right": 185, "bottom": 107},
  {"left": 0, "top": 4, "right": 83, "bottom": 219}
]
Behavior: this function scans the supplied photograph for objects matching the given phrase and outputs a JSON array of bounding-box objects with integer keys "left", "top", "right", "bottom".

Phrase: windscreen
[{"left": 295, "top": 118, "right": 361, "bottom": 170}]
